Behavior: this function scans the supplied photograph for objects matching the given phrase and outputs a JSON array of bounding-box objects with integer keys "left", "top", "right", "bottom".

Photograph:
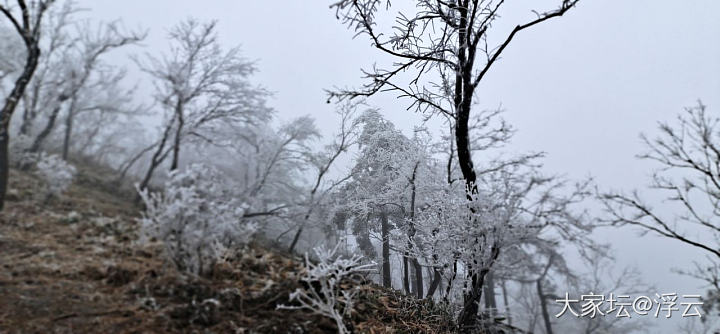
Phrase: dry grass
[{"left": 0, "top": 167, "right": 455, "bottom": 333}]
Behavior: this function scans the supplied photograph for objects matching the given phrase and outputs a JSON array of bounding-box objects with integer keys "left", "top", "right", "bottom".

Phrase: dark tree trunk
[
  {"left": 28, "top": 104, "right": 60, "bottom": 153},
  {"left": 115, "top": 143, "right": 156, "bottom": 184},
  {"left": 457, "top": 246, "right": 499, "bottom": 333},
  {"left": 0, "top": 44, "right": 41, "bottom": 210},
  {"left": 287, "top": 223, "right": 304, "bottom": 254},
  {"left": 537, "top": 279, "right": 554, "bottom": 334},
  {"left": 483, "top": 270, "right": 498, "bottom": 312},
  {"left": 426, "top": 230, "right": 443, "bottom": 298},
  {"left": 410, "top": 261, "right": 419, "bottom": 296},
  {"left": 170, "top": 102, "right": 184, "bottom": 171},
  {"left": 426, "top": 269, "right": 442, "bottom": 298},
  {"left": 136, "top": 115, "right": 177, "bottom": 203},
  {"left": 444, "top": 259, "right": 458, "bottom": 304},
  {"left": 455, "top": 104, "right": 476, "bottom": 192},
  {"left": 289, "top": 183, "right": 321, "bottom": 254},
  {"left": 412, "top": 258, "right": 423, "bottom": 299},
  {"left": 458, "top": 267, "right": 488, "bottom": 331},
  {"left": 30, "top": 93, "right": 70, "bottom": 153},
  {"left": 381, "top": 211, "right": 391, "bottom": 288},
  {"left": 451, "top": 5, "right": 485, "bottom": 332},
  {"left": 403, "top": 254, "right": 410, "bottom": 294},
  {"left": 0, "top": 131, "right": 9, "bottom": 211}
]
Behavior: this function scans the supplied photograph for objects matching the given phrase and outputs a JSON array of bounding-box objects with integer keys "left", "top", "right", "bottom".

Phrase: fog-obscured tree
[
  {"left": 16, "top": 1, "right": 75, "bottom": 138},
  {"left": 28, "top": 19, "right": 143, "bottom": 155},
  {"left": 59, "top": 67, "right": 145, "bottom": 165},
  {"left": 286, "top": 101, "right": 362, "bottom": 254},
  {"left": 0, "top": 25, "right": 25, "bottom": 94},
  {"left": 600, "top": 102, "right": 720, "bottom": 313},
  {"left": 0, "top": 0, "right": 56, "bottom": 210},
  {"left": 136, "top": 18, "right": 271, "bottom": 195}
]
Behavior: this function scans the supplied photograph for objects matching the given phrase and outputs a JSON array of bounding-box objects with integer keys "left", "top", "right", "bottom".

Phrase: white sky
[{"left": 77, "top": 1, "right": 720, "bottom": 332}]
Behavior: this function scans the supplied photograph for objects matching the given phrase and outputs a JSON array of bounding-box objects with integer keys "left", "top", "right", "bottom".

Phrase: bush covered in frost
[
  {"left": 137, "top": 163, "right": 257, "bottom": 275},
  {"left": 35, "top": 153, "right": 77, "bottom": 199},
  {"left": 9, "top": 134, "right": 37, "bottom": 167},
  {"left": 278, "top": 241, "right": 375, "bottom": 334}
]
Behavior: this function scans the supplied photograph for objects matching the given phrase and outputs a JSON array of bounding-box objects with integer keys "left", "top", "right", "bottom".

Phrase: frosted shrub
[
  {"left": 10, "top": 134, "right": 36, "bottom": 167},
  {"left": 36, "top": 153, "right": 77, "bottom": 199},
  {"left": 137, "top": 163, "right": 256, "bottom": 275},
  {"left": 278, "top": 241, "right": 375, "bottom": 334}
]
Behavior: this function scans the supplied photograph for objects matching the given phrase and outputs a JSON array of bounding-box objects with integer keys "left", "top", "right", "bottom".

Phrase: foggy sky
[{"left": 77, "top": 1, "right": 720, "bottom": 332}]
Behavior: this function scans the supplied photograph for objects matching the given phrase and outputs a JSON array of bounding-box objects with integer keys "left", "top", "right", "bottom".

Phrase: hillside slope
[{"left": 0, "top": 167, "right": 455, "bottom": 333}]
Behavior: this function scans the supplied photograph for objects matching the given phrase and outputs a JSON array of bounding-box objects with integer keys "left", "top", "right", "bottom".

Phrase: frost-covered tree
[
  {"left": 336, "top": 109, "right": 416, "bottom": 289},
  {"left": 15, "top": 0, "right": 75, "bottom": 138},
  {"left": 175, "top": 111, "right": 331, "bottom": 254},
  {"left": 136, "top": 18, "right": 271, "bottom": 195},
  {"left": 58, "top": 67, "right": 146, "bottom": 165},
  {"left": 507, "top": 251, "right": 649, "bottom": 334},
  {"left": 26, "top": 18, "right": 143, "bottom": 155},
  {"left": 602, "top": 102, "right": 720, "bottom": 258},
  {"left": 570, "top": 254, "right": 649, "bottom": 334},
  {"left": 58, "top": 20, "right": 144, "bottom": 160},
  {"left": 403, "top": 150, "right": 593, "bottom": 329},
  {"left": 329, "top": 1, "right": 582, "bottom": 329},
  {"left": 286, "top": 101, "right": 362, "bottom": 253}
]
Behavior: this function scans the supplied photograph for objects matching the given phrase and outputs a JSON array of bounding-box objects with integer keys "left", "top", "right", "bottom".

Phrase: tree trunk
[
  {"left": 483, "top": 270, "right": 498, "bottom": 312},
  {"left": 403, "top": 254, "right": 410, "bottom": 294},
  {"left": 412, "top": 258, "right": 423, "bottom": 299},
  {"left": 426, "top": 268, "right": 442, "bottom": 298},
  {"left": 136, "top": 115, "right": 177, "bottom": 203},
  {"left": 501, "top": 279, "right": 513, "bottom": 327},
  {"left": 289, "top": 184, "right": 321, "bottom": 254},
  {"left": 19, "top": 81, "right": 41, "bottom": 136},
  {"left": 0, "top": 44, "right": 41, "bottom": 210},
  {"left": 137, "top": 144, "right": 171, "bottom": 202},
  {"left": 480, "top": 270, "right": 498, "bottom": 332},
  {"left": 287, "top": 222, "right": 305, "bottom": 253},
  {"left": 444, "top": 259, "right": 458, "bottom": 304},
  {"left": 61, "top": 95, "right": 78, "bottom": 160},
  {"left": 458, "top": 267, "right": 487, "bottom": 332},
  {"left": 29, "top": 101, "right": 62, "bottom": 153},
  {"left": 0, "top": 131, "right": 9, "bottom": 211},
  {"left": 381, "top": 211, "right": 391, "bottom": 288},
  {"left": 170, "top": 101, "right": 184, "bottom": 171},
  {"left": 537, "top": 279, "right": 554, "bottom": 334},
  {"left": 457, "top": 246, "right": 499, "bottom": 333},
  {"left": 407, "top": 162, "right": 422, "bottom": 298},
  {"left": 115, "top": 143, "right": 157, "bottom": 184},
  {"left": 30, "top": 91, "right": 72, "bottom": 154},
  {"left": 453, "top": 7, "right": 486, "bottom": 330}
]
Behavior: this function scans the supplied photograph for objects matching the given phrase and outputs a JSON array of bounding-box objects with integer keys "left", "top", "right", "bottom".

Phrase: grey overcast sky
[{"left": 77, "top": 1, "right": 720, "bottom": 332}]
